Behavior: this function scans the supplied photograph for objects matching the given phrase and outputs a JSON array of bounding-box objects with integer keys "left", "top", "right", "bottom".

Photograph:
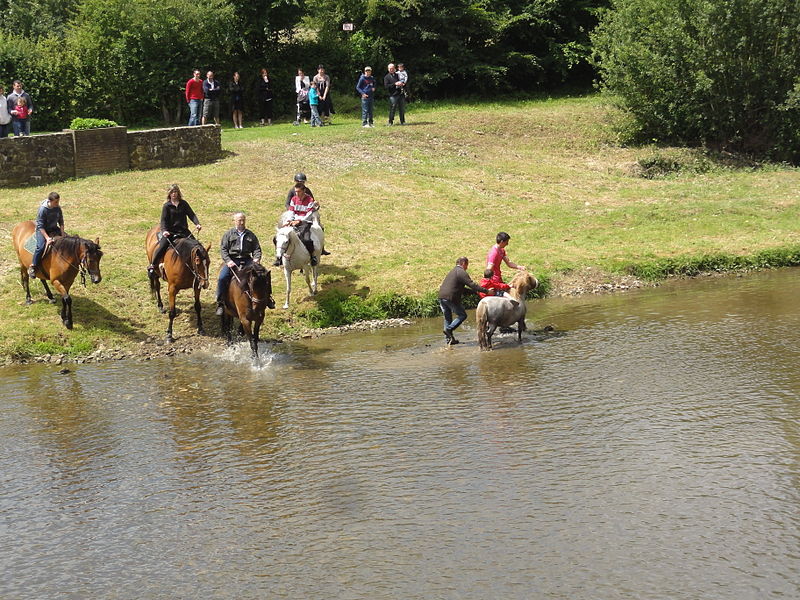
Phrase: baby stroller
[{"left": 295, "top": 87, "right": 311, "bottom": 125}]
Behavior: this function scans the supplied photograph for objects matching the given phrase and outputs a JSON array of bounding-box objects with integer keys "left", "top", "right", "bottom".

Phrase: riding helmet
[{"left": 294, "top": 172, "right": 307, "bottom": 182}]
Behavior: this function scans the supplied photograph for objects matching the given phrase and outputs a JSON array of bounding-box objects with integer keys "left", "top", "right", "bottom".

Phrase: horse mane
[
  {"left": 52, "top": 235, "right": 101, "bottom": 256},
  {"left": 509, "top": 270, "right": 538, "bottom": 296},
  {"left": 172, "top": 237, "right": 205, "bottom": 261},
  {"left": 235, "top": 263, "right": 268, "bottom": 290}
]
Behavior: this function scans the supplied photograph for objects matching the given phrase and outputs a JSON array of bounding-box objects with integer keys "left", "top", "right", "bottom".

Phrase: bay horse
[
  {"left": 274, "top": 211, "right": 324, "bottom": 309},
  {"left": 11, "top": 221, "right": 103, "bottom": 329},
  {"left": 220, "top": 262, "right": 276, "bottom": 357},
  {"left": 145, "top": 225, "right": 211, "bottom": 343},
  {"left": 476, "top": 270, "right": 539, "bottom": 350}
]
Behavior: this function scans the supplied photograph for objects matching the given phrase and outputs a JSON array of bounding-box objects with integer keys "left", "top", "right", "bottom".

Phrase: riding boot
[
  {"left": 28, "top": 265, "right": 36, "bottom": 278},
  {"left": 215, "top": 301, "right": 225, "bottom": 316},
  {"left": 310, "top": 255, "right": 318, "bottom": 266},
  {"left": 321, "top": 248, "right": 331, "bottom": 255}
]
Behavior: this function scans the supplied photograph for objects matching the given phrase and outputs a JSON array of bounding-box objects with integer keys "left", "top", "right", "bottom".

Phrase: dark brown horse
[
  {"left": 220, "top": 262, "right": 276, "bottom": 357},
  {"left": 11, "top": 221, "right": 103, "bottom": 329},
  {"left": 145, "top": 225, "right": 211, "bottom": 343}
]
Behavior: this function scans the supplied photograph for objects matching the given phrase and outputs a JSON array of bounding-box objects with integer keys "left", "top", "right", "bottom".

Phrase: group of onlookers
[
  {"left": 184, "top": 62, "right": 409, "bottom": 129},
  {"left": 0, "top": 80, "right": 35, "bottom": 138}
]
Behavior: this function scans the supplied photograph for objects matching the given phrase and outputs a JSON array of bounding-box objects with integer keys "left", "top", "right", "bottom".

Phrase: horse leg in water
[
  {"left": 41, "top": 280, "right": 56, "bottom": 304},
  {"left": 194, "top": 283, "right": 205, "bottom": 336},
  {"left": 166, "top": 284, "right": 178, "bottom": 343},
  {"left": 517, "top": 318, "right": 526, "bottom": 343},
  {"left": 253, "top": 318, "right": 262, "bottom": 356},
  {"left": 51, "top": 278, "right": 73, "bottom": 329},
  {"left": 240, "top": 316, "right": 258, "bottom": 357},
  {"left": 19, "top": 265, "right": 32, "bottom": 305},
  {"left": 221, "top": 311, "right": 232, "bottom": 344},
  {"left": 283, "top": 264, "right": 292, "bottom": 309},
  {"left": 485, "top": 322, "right": 498, "bottom": 350}
]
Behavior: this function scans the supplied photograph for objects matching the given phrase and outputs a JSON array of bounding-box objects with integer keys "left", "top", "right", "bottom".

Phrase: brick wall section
[
  {"left": 72, "top": 126, "right": 130, "bottom": 178},
  {"left": 0, "top": 125, "right": 222, "bottom": 188},
  {"left": 128, "top": 125, "right": 222, "bottom": 170},
  {"left": 0, "top": 133, "right": 75, "bottom": 187}
]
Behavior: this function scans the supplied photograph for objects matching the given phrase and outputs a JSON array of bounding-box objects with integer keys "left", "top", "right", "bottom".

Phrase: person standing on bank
[
  {"left": 147, "top": 184, "right": 202, "bottom": 275},
  {"left": 0, "top": 85, "right": 11, "bottom": 138},
  {"left": 202, "top": 70, "right": 221, "bottom": 126},
  {"left": 256, "top": 68, "right": 274, "bottom": 126},
  {"left": 356, "top": 66, "right": 375, "bottom": 127},
  {"left": 29, "top": 192, "right": 65, "bottom": 278},
  {"left": 216, "top": 212, "right": 262, "bottom": 315},
  {"left": 185, "top": 70, "right": 204, "bottom": 126},
  {"left": 229, "top": 71, "right": 245, "bottom": 129},
  {"left": 7, "top": 80, "right": 34, "bottom": 136},
  {"left": 384, "top": 63, "right": 406, "bottom": 126},
  {"left": 438, "top": 257, "right": 495, "bottom": 345},
  {"left": 313, "top": 65, "right": 332, "bottom": 125}
]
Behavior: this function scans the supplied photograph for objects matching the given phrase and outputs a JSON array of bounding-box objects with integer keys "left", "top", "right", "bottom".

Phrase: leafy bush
[
  {"left": 69, "top": 118, "right": 119, "bottom": 130},
  {"left": 592, "top": 0, "right": 800, "bottom": 162}
]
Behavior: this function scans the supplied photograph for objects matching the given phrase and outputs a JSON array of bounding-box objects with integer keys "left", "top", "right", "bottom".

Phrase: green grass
[{"left": 1, "top": 93, "right": 798, "bottom": 359}]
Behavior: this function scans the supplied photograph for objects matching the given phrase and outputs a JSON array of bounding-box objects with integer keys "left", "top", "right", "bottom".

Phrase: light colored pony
[
  {"left": 476, "top": 270, "right": 539, "bottom": 350},
  {"left": 274, "top": 211, "right": 324, "bottom": 309}
]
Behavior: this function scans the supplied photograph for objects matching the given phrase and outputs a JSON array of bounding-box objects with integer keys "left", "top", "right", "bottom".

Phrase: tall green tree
[{"left": 592, "top": 0, "right": 800, "bottom": 161}]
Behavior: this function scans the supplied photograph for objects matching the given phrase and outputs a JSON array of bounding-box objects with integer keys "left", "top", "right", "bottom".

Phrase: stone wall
[
  {"left": 0, "top": 132, "right": 75, "bottom": 188},
  {"left": 0, "top": 124, "right": 223, "bottom": 188},
  {"left": 128, "top": 125, "right": 222, "bottom": 170}
]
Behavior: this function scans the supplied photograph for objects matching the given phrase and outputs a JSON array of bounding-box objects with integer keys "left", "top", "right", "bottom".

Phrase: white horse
[
  {"left": 274, "top": 211, "right": 324, "bottom": 309},
  {"left": 476, "top": 270, "right": 539, "bottom": 350}
]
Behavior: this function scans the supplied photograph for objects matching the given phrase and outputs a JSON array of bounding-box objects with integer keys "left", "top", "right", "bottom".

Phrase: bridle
[{"left": 166, "top": 236, "right": 208, "bottom": 288}]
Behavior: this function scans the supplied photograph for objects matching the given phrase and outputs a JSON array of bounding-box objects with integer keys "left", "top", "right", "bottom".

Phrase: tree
[{"left": 592, "top": 0, "right": 800, "bottom": 161}]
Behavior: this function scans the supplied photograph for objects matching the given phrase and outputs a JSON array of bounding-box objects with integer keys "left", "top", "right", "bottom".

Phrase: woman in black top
[
  {"left": 256, "top": 68, "right": 273, "bottom": 126},
  {"left": 147, "top": 184, "right": 202, "bottom": 274},
  {"left": 229, "top": 71, "right": 245, "bottom": 129}
]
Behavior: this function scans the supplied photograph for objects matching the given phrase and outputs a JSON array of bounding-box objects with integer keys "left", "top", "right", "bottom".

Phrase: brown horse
[
  {"left": 476, "top": 270, "right": 539, "bottom": 350},
  {"left": 11, "top": 221, "right": 103, "bottom": 329},
  {"left": 145, "top": 225, "right": 211, "bottom": 343},
  {"left": 220, "top": 262, "right": 276, "bottom": 357}
]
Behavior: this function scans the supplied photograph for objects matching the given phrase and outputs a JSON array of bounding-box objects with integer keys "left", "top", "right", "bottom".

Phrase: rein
[
  {"left": 54, "top": 242, "right": 93, "bottom": 287},
  {"left": 166, "top": 236, "right": 207, "bottom": 287}
]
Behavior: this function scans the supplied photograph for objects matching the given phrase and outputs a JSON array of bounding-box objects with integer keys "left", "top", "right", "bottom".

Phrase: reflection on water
[{"left": 2, "top": 269, "right": 800, "bottom": 599}]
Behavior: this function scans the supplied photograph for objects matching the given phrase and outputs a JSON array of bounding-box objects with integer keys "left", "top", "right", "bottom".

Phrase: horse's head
[
  {"left": 249, "top": 263, "right": 276, "bottom": 309},
  {"left": 274, "top": 226, "right": 293, "bottom": 262},
  {"left": 510, "top": 270, "right": 539, "bottom": 297},
  {"left": 192, "top": 243, "right": 211, "bottom": 290},
  {"left": 82, "top": 237, "right": 104, "bottom": 284}
]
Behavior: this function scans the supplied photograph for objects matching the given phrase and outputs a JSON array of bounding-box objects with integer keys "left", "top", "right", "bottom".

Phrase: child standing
[
  {"left": 11, "top": 97, "right": 30, "bottom": 136},
  {"left": 308, "top": 82, "right": 323, "bottom": 127}
]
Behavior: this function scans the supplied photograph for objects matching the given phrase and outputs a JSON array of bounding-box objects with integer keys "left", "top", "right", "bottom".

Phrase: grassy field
[{"left": 1, "top": 93, "right": 799, "bottom": 359}]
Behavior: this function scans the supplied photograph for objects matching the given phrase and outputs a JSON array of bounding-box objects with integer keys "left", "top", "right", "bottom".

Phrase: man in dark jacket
[
  {"left": 216, "top": 212, "right": 262, "bottom": 315},
  {"left": 438, "top": 256, "right": 495, "bottom": 345},
  {"left": 383, "top": 63, "right": 406, "bottom": 126},
  {"left": 29, "top": 191, "right": 65, "bottom": 277}
]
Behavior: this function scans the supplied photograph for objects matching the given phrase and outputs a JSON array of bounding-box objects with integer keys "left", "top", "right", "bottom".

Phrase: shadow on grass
[{"left": 70, "top": 296, "right": 148, "bottom": 341}]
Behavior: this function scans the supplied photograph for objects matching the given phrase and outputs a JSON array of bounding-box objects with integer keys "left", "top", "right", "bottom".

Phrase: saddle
[{"left": 23, "top": 232, "right": 58, "bottom": 259}]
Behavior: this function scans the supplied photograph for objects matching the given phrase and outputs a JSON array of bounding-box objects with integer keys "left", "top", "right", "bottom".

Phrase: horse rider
[
  {"left": 148, "top": 184, "right": 202, "bottom": 276},
  {"left": 285, "top": 172, "right": 330, "bottom": 255},
  {"left": 216, "top": 212, "right": 262, "bottom": 316},
  {"left": 438, "top": 256, "right": 497, "bottom": 345},
  {"left": 29, "top": 191, "right": 65, "bottom": 277},
  {"left": 276, "top": 182, "right": 321, "bottom": 266}
]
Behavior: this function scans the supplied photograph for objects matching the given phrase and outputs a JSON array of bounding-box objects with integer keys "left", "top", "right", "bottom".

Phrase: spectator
[
  {"left": 309, "top": 82, "right": 322, "bottom": 127},
  {"left": 185, "top": 70, "right": 204, "bottom": 126},
  {"left": 397, "top": 63, "right": 409, "bottom": 98},
  {"left": 10, "top": 97, "right": 31, "bottom": 136},
  {"left": 7, "top": 80, "right": 34, "bottom": 136},
  {"left": 202, "top": 70, "right": 221, "bottom": 126},
  {"left": 229, "top": 71, "right": 245, "bottom": 129},
  {"left": 256, "top": 68, "right": 273, "bottom": 126},
  {"left": 355, "top": 66, "right": 375, "bottom": 128},
  {"left": 294, "top": 68, "right": 311, "bottom": 125},
  {"left": 0, "top": 85, "right": 11, "bottom": 138},
  {"left": 313, "top": 65, "right": 333, "bottom": 124},
  {"left": 384, "top": 63, "right": 406, "bottom": 126}
]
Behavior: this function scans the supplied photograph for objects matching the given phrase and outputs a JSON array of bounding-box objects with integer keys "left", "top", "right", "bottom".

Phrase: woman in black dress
[
  {"left": 256, "top": 68, "right": 273, "bottom": 126},
  {"left": 229, "top": 71, "right": 245, "bottom": 129}
]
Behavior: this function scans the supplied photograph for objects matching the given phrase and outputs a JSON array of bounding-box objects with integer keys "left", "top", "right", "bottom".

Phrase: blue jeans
[
  {"left": 31, "top": 230, "right": 49, "bottom": 267},
  {"left": 439, "top": 299, "right": 467, "bottom": 332},
  {"left": 188, "top": 99, "right": 202, "bottom": 126},
  {"left": 388, "top": 94, "right": 405, "bottom": 124},
  {"left": 361, "top": 98, "right": 373, "bottom": 125},
  {"left": 12, "top": 119, "right": 30, "bottom": 136},
  {"left": 0, "top": 122, "right": 9, "bottom": 138},
  {"left": 217, "top": 258, "right": 252, "bottom": 303},
  {"left": 310, "top": 104, "right": 322, "bottom": 126}
]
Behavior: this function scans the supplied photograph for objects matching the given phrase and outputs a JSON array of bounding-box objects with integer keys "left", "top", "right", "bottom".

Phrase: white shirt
[
  {"left": 0, "top": 95, "right": 10, "bottom": 125},
  {"left": 295, "top": 75, "right": 310, "bottom": 93}
]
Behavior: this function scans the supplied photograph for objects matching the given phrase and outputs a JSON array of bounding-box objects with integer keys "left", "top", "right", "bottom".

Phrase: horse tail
[{"left": 476, "top": 300, "right": 489, "bottom": 350}]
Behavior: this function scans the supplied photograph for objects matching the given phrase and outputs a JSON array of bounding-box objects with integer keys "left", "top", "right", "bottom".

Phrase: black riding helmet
[{"left": 294, "top": 172, "right": 307, "bottom": 183}]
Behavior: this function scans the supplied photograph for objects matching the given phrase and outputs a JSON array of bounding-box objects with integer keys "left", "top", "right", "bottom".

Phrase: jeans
[
  {"left": 310, "top": 105, "right": 322, "bottom": 126},
  {"left": 388, "top": 94, "right": 405, "bottom": 124},
  {"left": 361, "top": 97, "right": 374, "bottom": 125},
  {"left": 188, "top": 99, "right": 202, "bottom": 126},
  {"left": 12, "top": 119, "right": 30, "bottom": 136},
  {"left": 0, "top": 122, "right": 9, "bottom": 138},
  {"left": 439, "top": 299, "right": 467, "bottom": 332},
  {"left": 31, "top": 230, "right": 50, "bottom": 267},
  {"left": 217, "top": 258, "right": 252, "bottom": 303}
]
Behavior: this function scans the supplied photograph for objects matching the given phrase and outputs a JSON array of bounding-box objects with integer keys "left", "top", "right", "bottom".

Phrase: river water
[{"left": 2, "top": 269, "right": 799, "bottom": 599}]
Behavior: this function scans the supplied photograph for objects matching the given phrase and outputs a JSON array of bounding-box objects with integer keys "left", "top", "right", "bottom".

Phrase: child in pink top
[{"left": 11, "top": 97, "right": 30, "bottom": 121}]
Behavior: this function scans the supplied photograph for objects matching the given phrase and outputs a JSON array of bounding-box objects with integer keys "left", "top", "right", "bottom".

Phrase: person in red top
[
  {"left": 478, "top": 268, "right": 511, "bottom": 299},
  {"left": 275, "top": 183, "right": 321, "bottom": 266},
  {"left": 486, "top": 231, "right": 526, "bottom": 282},
  {"left": 185, "top": 69, "right": 204, "bottom": 126}
]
